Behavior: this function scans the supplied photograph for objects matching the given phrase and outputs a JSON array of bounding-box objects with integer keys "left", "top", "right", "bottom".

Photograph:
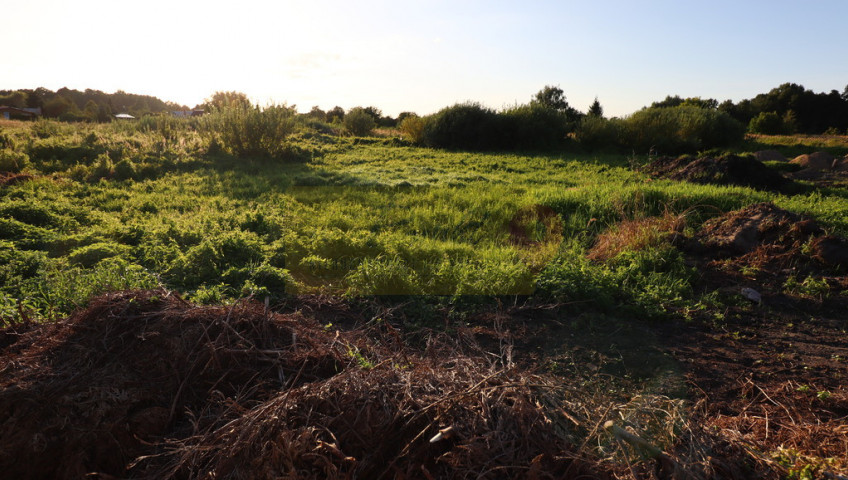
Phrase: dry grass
[{"left": 587, "top": 212, "right": 685, "bottom": 262}]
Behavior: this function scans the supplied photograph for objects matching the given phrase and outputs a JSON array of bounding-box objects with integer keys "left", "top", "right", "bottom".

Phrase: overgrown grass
[{"left": 1, "top": 119, "right": 847, "bottom": 321}]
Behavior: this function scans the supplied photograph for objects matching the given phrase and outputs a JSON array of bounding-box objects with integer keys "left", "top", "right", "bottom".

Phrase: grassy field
[{"left": 2, "top": 118, "right": 848, "bottom": 320}]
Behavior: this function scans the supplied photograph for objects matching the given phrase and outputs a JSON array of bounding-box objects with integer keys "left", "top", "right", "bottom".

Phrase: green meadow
[{"left": 2, "top": 116, "right": 847, "bottom": 321}]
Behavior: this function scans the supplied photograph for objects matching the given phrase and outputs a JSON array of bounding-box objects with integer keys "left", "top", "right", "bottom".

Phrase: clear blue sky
[{"left": 4, "top": 0, "right": 847, "bottom": 117}]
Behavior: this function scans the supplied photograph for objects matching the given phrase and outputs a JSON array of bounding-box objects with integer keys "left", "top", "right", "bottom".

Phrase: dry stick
[
  {"left": 604, "top": 421, "right": 664, "bottom": 459},
  {"left": 753, "top": 382, "right": 797, "bottom": 425}
]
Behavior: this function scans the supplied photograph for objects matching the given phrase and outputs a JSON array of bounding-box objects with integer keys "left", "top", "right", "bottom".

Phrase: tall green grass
[{"left": 1, "top": 118, "right": 847, "bottom": 322}]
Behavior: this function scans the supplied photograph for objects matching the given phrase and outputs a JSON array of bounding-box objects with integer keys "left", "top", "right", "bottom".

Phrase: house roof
[{"left": 0, "top": 106, "right": 40, "bottom": 117}]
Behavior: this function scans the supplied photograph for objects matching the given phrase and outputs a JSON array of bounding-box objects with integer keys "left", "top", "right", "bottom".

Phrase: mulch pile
[
  {"left": 642, "top": 155, "right": 794, "bottom": 192},
  {"left": 0, "top": 290, "right": 606, "bottom": 480}
]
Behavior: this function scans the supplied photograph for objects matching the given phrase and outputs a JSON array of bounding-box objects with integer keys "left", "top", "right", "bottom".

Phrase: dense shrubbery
[
  {"left": 500, "top": 103, "right": 569, "bottom": 150},
  {"left": 574, "top": 106, "right": 745, "bottom": 154},
  {"left": 343, "top": 107, "right": 376, "bottom": 136},
  {"left": 203, "top": 104, "right": 298, "bottom": 159},
  {"left": 421, "top": 103, "right": 503, "bottom": 150},
  {"left": 574, "top": 116, "right": 625, "bottom": 151},
  {"left": 623, "top": 106, "right": 745, "bottom": 153},
  {"left": 418, "top": 101, "right": 571, "bottom": 151},
  {"left": 748, "top": 111, "right": 792, "bottom": 135},
  {"left": 398, "top": 114, "right": 427, "bottom": 144}
]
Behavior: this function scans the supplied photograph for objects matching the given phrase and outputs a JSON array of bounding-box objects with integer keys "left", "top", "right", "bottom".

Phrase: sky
[{"left": 4, "top": 0, "right": 848, "bottom": 117}]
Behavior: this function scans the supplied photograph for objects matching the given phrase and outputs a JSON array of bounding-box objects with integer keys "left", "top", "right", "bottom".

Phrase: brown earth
[
  {"left": 791, "top": 152, "right": 836, "bottom": 171},
  {"left": 788, "top": 153, "right": 848, "bottom": 187},
  {"left": 753, "top": 150, "right": 787, "bottom": 162},
  {"left": 641, "top": 155, "right": 794, "bottom": 192}
]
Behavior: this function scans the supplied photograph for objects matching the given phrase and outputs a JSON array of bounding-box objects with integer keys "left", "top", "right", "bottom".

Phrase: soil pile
[
  {"left": 753, "top": 150, "right": 787, "bottom": 162},
  {"left": 0, "top": 290, "right": 601, "bottom": 480},
  {"left": 689, "top": 202, "right": 848, "bottom": 269},
  {"left": 790, "top": 151, "right": 836, "bottom": 171},
  {"left": 642, "top": 155, "right": 793, "bottom": 192},
  {"left": 680, "top": 202, "right": 848, "bottom": 318},
  {"left": 788, "top": 152, "right": 848, "bottom": 186}
]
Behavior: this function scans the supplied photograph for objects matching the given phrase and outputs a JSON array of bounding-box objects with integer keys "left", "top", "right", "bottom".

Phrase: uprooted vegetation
[
  {"left": 2, "top": 289, "right": 847, "bottom": 479},
  {"left": 0, "top": 291, "right": 713, "bottom": 479}
]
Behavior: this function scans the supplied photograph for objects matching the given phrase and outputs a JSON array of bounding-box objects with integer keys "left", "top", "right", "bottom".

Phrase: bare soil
[{"left": 641, "top": 155, "right": 794, "bottom": 192}]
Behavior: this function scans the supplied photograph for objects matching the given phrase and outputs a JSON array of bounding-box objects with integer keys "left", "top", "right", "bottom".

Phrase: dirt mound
[
  {"left": 787, "top": 153, "right": 848, "bottom": 187},
  {"left": 791, "top": 151, "right": 835, "bottom": 171},
  {"left": 692, "top": 202, "right": 814, "bottom": 256},
  {"left": 642, "top": 155, "right": 792, "bottom": 192},
  {"left": 753, "top": 150, "right": 787, "bottom": 162},
  {"left": 683, "top": 202, "right": 848, "bottom": 312},
  {"left": 0, "top": 290, "right": 603, "bottom": 479}
]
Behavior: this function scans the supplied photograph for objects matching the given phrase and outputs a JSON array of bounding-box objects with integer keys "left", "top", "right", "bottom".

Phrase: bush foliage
[
  {"left": 575, "top": 106, "right": 745, "bottom": 154},
  {"left": 203, "top": 104, "right": 298, "bottom": 159}
]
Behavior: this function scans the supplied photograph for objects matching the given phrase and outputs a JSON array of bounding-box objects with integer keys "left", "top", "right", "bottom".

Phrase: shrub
[
  {"left": 113, "top": 158, "right": 137, "bottom": 180},
  {"left": 67, "top": 242, "right": 132, "bottom": 268},
  {"left": 574, "top": 116, "right": 625, "bottom": 150},
  {"left": 500, "top": 103, "right": 568, "bottom": 150},
  {"left": 399, "top": 115, "right": 427, "bottom": 144},
  {"left": 343, "top": 107, "right": 376, "bottom": 136},
  {"left": 0, "top": 132, "right": 16, "bottom": 150},
  {"left": 87, "top": 153, "right": 114, "bottom": 181},
  {"left": 0, "top": 149, "right": 30, "bottom": 173},
  {"left": 204, "top": 104, "right": 298, "bottom": 159},
  {"left": 620, "top": 106, "right": 744, "bottom": 154},
  {"left": 422, "top": 102, "right": 503, "bottom": 150},
  {"left": 748, "top": 111, "right": 785, "bottom": 134}
]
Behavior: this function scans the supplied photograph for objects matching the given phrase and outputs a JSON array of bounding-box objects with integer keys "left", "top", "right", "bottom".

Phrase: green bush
[
  {"left": 0, "top": 132, "right": 16, "bottom": 150},
  {"left": 399, "top": 115, "right": 427, "bottom": 144},
  {"left": 574, "top": 116, "right": 625, "bottom": 150},
  {"left": 500, "top": 103, "right": 568, "bottom": 150},
  {"left": 0, "top": 149, "right": 30, "bottom": 173},
  {"left": 620, "top": 106, "right": 745, "bottom": 154},
  {"left": 204, "top": 104, "right": 298, "bottom": 159},
  {"left": 422, "top": 102, "right": 503, "bottom": 150},
  {"left": 66, "top": 242, "right": 132, "bottom": 267},
  {"left": 343, "top": 107, "right": 376, "bottom": 136},
  {"left": 748, "top": 111, "right": 785, "bottom": 134}
]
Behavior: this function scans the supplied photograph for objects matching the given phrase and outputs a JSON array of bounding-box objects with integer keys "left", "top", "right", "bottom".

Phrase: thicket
[
  {"left": 575, "top": 106, "right": 745, "bottom": 154},
  {"left": 418, "top": 101, "right": 572, "bottom": 151},
  {"left": 343, "top": 107, "right": 376, "bottom": 136},
  {"left": 202, "top": 104, "right": 299, "bottom": 159}
]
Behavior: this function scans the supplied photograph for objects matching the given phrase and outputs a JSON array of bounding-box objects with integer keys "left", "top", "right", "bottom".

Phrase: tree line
[
  {"left": 0, "top": 87, "right": 188, "bottom": 122},
  {"left": 3, "top": 83, "right": 848, "bottom": 137}
]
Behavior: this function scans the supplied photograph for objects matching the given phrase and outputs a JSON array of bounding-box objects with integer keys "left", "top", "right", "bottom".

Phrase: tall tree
[
  {"left": 533, "top": 85, "right": 570, "bottom": 112},
  {"left": 588, "top": 97, "right": 603, "bottom": 117},
  {"left": 326, "top": 106, "right": 345, "bottom": 123},
  {"left": 203, "top": 91, "right": 252, "bottom": 111}
]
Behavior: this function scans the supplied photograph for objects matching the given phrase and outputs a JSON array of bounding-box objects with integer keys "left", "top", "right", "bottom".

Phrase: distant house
[
  {"left": 114, "top": 113, "right": 135, "bottom": 120},
  {"left": 170, "top": 109, "right": 205, "bottom": 118},
  {"left": 0, "top": 106, "right": 41, "bottom": 120}
]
